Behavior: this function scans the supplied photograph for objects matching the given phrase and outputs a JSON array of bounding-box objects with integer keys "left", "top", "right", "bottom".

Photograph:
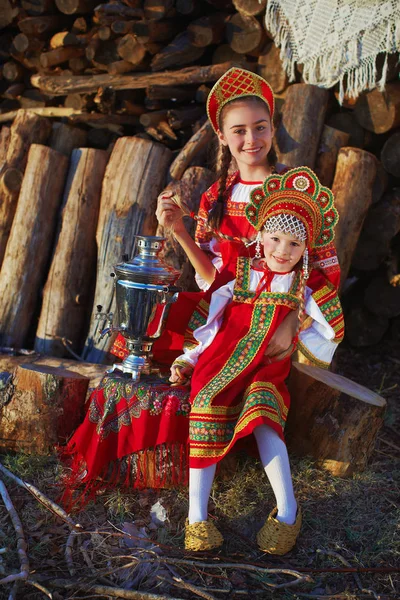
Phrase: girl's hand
[
  {"left": 264, "top": 309, "right": 299, "bottom": 358},
  {"left": 156, "top": 190, "right": 185, "bottom": 234},
  {"left": 169, "top": 363, "right": 193, "bottom": 387}
]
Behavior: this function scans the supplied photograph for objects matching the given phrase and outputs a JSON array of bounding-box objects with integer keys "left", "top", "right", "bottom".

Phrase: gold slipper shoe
[
  {"left": 184, "top": 519, "right": 224, "bottom": 551},
  {"left": 257, "top": 507, "right": 302, "bottom": 555}
]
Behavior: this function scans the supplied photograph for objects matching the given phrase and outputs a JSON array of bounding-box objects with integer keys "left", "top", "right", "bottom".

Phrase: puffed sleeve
[
  {"left": 173, "top": 280, "right": 235, "bottom": 368},
  {"left": 298, "top": 285, "right": 344, "bottom": 369}
]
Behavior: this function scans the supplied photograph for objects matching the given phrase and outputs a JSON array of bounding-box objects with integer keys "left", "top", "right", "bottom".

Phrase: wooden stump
[
  {"left": 314, "top": 125, "right": 350, "bottom": 188},
  {"left": 82, "top": 136, "right": 172, "bottom": 363},
  {"left": 0, "top": 111, "right": 52, "bottom": 267},
  {"left": 0, "top": 145, "right": 69, "bottom": 349},
  {"left": 287, "top": 362, "right": 386, "bottom": 477},
  {"left": 331, "top": 147, "right": 377, "bottom": 286},
  {"left": 157, "top": 166, "right": 215, "bottom": 291},
  {"left": 0, "top": 364, "right": 89, "bottom": 454},
  {"left": 345, "top": 307, "right": 389, "bottom": 348},
  {"left": 274, "top": 84, "right": 329, "bottom": 168},
  {"left": 35, "top": 148, "right": 109, "bottom": 357}
]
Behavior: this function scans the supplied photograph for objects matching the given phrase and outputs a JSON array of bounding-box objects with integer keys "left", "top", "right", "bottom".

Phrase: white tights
[{"left": 188, "top": 424, "right": 297, "bottom": 525}]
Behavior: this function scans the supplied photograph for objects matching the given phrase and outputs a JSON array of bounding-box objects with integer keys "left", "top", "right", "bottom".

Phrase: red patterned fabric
[{"left": 61, "top": 375, "right": 191, "bottom": 509}]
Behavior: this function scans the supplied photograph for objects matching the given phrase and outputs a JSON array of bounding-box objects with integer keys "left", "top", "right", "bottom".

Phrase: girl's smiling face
[
  {"left": 217, "top": 99, "right": 274, "bottom": 174},
  {"left": 262, "top": 230, "right": 306, "bottom": 273}
]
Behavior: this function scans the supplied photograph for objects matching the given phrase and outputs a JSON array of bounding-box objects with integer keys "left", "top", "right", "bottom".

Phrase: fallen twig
[
  {"left": 52, "top": 579, "right": 183, "bottom": 599},
  {"left": 0, "top": 462, "right": 82, "bottom": 531},
  {"left": 26, "top": 578, "right": 53, "bottom": 598},
  {"left": 65, "top": 530, "right": 78, "bottom": 576},
  {"left": 317, "top": 549, "right": 380, "bottom": 600},
  {"left": 7, "top": 581, "right": 19, "bottom": 599},
  {"left": 0, "top": 479, "right": 29, "bottom": 585}
]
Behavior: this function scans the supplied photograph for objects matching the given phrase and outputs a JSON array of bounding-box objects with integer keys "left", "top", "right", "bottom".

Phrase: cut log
[
  {"left": 150, "top": 31, "right": 204, "bottom": 72},
  {"left": 31, "top": 61, "right": 248, "bottom": 96},
  {"left": 314, "top": 125, "right": 350, "bottom": 187},
  {"left": 364, "top": 275, "right": 400, "bottom": 319},
  {"left": 257, "top": 42, "right": 288, "bottom": 94},
  {"left": 212, "top": 43, "right": 243, "bottom": 65},
  {"left": 0, "top": 111, "right": 52, "bottom": 267},
  {"left": 168, "top": 105, "right": 204, "bottom": 129},
  {"left": 94, "top": 2, "right": 143, "bottom": 18},
  {"left": 233, "top": 0, "right": 266, "bottom": 15},
  {"left": 275, "top": 83, "right": 329, "bottom": 168},
  {"left": 351, "top": 189, "right": 400, "bottom": 271},
  {"left": 226, "top": 12, "right": 262, "bottom": 54},
  {"left": 49, "top": 122, "right": 88, "bottom": 156},
  {"left": 331, "top": 147, "right": 377, "bottom": 285},
  {"left": 169, "top": 119, "right": 213, "bottom": 179},
  {"left": 157, "top": 166, "right": 215, "bottom": 291},
  {"left": 0, "top": 364, "right": 89, "bottom": 454},
  {"left": 0, "top": 167, "right": 23, "bottom": 192},
  {"left": 107, "top": 60, "right": 139, "bottom": 75},
  {"left": 146, "top": 84, "right": 195, "bottom": 102},
  {"left": 144, "top": 0, "right": 174, "bottom": 21},
  {"left": 35, "top": 148, "right": 108, "bottom": 357},
  {"left": 18, "top": 16, "right": 68, "bottom": 38},
  {"left": 139, "top": 109, "right": 169, "bottom": 128},
  {"left": 116, "top": 34, "right": 146, "bottom": 64},
  {"left": 21, "top": 0, "right": 57, "bottom": 14},
  {"left": 82, "top": 137, "right": 172, "bottom": 363},
  {"left": 0, "top": 145, "right": 69, "bottom": 348},
  {"left": 49, "top": 31, "right": 81, "bottom": 49},
  {"left": 187, "top": 13, "right": 227, "bottom": 48},
  {"left": 287, "top": 361, "right": 386, "bottom": 477},
  {"left": 354, "top": 82, "right": 400, "bottom": 134},
  {"left": 345, "top": 306, "right": 389, "bottom": 348},
  {"left": 40, "top": 46, "right": 85, "bottom": 68},
  {"left": 64, "top": 92, "right": 94, "bottom": 110},
  {"left": 55, "top": 0, "right": 99, "bottom": 15},
  {"left": 72, "top": 16, "right": 87, "bottom": 33},
  {"left": 3, "top": 61, "right": 25, "bottom": 83},
  {"left": 0, "top": 0, "right": 19, "bottom": 29},
  {"left": 381, "top": 130, "right": 400, "bottom": 177},
  {"left": 19, "top": 89, "right": 49, "bottom": 109},
  {"left": 131, "top": 19, "right": 181, "bottom": 43}
]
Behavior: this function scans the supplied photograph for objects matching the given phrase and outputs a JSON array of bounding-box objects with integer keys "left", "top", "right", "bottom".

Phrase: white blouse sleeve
[
  {"left": 195, "top": 237, "right": 224, "bottom": 291},
  {"left": 298, "top": 287, "right": 338, "bottom": 367},
  {"left": 175, "top": 280, "right": 235, "bottom": 367}
]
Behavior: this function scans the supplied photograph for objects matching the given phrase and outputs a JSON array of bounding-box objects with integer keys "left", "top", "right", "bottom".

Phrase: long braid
[
  {"left": 296, "top": 257, "right": 309, "bottom": 332},
  {"left": 208, "top": 144, "right": 232, "bottom": 230}
]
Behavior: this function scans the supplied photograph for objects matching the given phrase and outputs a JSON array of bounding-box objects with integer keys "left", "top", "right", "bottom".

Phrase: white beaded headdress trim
[{"left": 263, "top": 214, "right": 307, "bottom": 242}]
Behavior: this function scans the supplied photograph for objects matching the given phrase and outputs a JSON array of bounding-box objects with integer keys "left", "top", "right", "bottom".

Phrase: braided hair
[{"left": 208, "top": 96, "right": 277, "bottom": 231}]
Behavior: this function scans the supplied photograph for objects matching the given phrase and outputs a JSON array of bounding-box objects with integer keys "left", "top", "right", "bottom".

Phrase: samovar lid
[{"left": 113, "top": 236, "right": 180, "bottom": 286}]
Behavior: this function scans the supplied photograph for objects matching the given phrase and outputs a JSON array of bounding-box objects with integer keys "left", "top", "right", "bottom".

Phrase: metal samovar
[{"left": 100, "top": 235, "right": 180, "bottom": 381}]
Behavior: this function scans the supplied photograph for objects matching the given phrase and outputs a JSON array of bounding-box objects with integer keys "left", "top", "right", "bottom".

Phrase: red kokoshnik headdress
[
  {"left": 245, "top": 167, "right": 339, "bottom": 250},
  {"left": 206, "top": 67, "right": 275, "bottom": 134}
]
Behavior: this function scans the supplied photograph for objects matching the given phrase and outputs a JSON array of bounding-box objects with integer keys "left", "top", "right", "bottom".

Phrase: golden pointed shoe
[
  {"left": 184, "top": 519, "right": 224, "bottom": 551},
  {"left": 257, "top": 507, "right": 302, "bottom": 555}
]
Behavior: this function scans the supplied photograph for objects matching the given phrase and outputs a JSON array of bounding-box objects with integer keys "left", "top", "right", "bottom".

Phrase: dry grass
[{"left": 0, "top": 342, "right": 399, "bottom": 599}]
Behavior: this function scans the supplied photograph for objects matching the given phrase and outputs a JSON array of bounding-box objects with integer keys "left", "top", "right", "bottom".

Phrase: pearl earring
[
  {"left": 302, "top": 247, "right": 309, "bottom": 280},
  {"left": 255, "top": 231, "right": 262, "bottom": 259}
]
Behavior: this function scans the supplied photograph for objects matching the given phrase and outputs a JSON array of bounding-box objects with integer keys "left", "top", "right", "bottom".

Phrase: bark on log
[
  {"left": 326, "top": 112, "right": 366, "bottom": 148},
  {"left": 169, "top": 119, "right": 213, "bottom": 180},
  {"left": 212, "top": 43, "right": 242, "bottom": 65},
  {"left": 56, "top": 0, "right": 99, "bottom": 15},
  {"left": 49, "top": 122, "right": 88, "bottom": 156},
  {"left": 0, "top": 354, "right": 106, "bottom": 393},
  {"left": 18, "top": 16, "right": 69, "bottom": 38},
  {"left": 287, "top": 361, "right": 386, "bottom": 477},
  {"left": 0, "top": 111, "right": 52, "bottom": 268},
  {"left": 331, "top": 147, "right": 377, "bottom": 286},
  {"left": 40, "top": 46, "right": 85, "bottom": 68},
  {"left": 3, "top": 61, "right": 25, "bottom": 83},
  {"left": 351, "top": 189, "right": 400, "bottom": 271},
  {"left": 31, "top": 61, "right": 248, "bottom": 96},
  {"left": 314, "top": 125, "right": 350, "bottom": 188},
  {"left": 21, "top": 0, "right": 55, "bottom": 16},
  {"left": 381, "top": 130, "right": 400, "bottom": 177},
  {"left": 131, "top": 19, "right": 181, "bottom": 43},
  {"left": 187, "top": 13, "right": 227, "bottom": 48},
  {"left": 371, "top": 160, "right": 389, "bottom": 205},
  {"left": 0, "top": 0, "right": 18, "bottom": 29},
  {"left": 116, "top": 34, "right": 146, "bottom": 65},
  {"left": 144, "top": 0, "right": 174, "bottom": 21},
  {"left": 345, "top": 307, "right": 389, "bottom": 348},
  {"left": 150, "top": 31, "right": 204, "bottom": 72},
  {"left": 0, "top": 364, "right": 89, "bottom": 454},
  {"left": 257, "top": 42, "right": 288, "bottom": 94},
  {"left": 156, "top": 166, "right": 215, "bottom": 291},
  {"left": 226, "top": 12, "right": 262, "bottom": 54},
  {"left": 82, "top": 137, "right": 172, "bottom": 363},
  {"left": 49, "top": 31, "right": 81, "bottom": 49},
  {"left": 146, "top": 84, "right": 195, "bottom": 102},
  {"left": 275, "top": 84, "right": 329, "bottom": 168},
  {"left": 0, "top": 144, "right": 69, "bottom": 348},
  {"left": 0, "top": 126, "right": 10, "bottom": 165},
  {"left": 354, "top": 82, "right": 400, "bottom": 134},
  {"left": 35, "top": 148, "right": 108, "bottom": 357}
]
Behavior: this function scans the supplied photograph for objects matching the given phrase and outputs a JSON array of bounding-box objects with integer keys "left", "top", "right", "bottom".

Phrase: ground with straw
[{"left": 0, "top": 340, "right": 399, "bottom": 599}]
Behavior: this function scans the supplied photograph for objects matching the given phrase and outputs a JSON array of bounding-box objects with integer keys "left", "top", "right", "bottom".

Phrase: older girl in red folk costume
[
  {"left": 111, "top": 67, "right": 304, "bottom": 364},
  {"left": 171, "top": 167, "right": 344, "bottom": 554}
]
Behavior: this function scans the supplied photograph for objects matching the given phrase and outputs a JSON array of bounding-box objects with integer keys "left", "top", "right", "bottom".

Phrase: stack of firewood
[{"left": 0, "top": 0, "right": 399, "bottom": 361}]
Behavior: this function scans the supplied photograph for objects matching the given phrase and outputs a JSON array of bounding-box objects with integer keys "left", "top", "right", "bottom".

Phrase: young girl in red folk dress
[
  {"left": 111, "top": 67, "right": 306, "bottom": 365},
  {"left": 170, "top": 167, "right": 345, "bottom": 555}
]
